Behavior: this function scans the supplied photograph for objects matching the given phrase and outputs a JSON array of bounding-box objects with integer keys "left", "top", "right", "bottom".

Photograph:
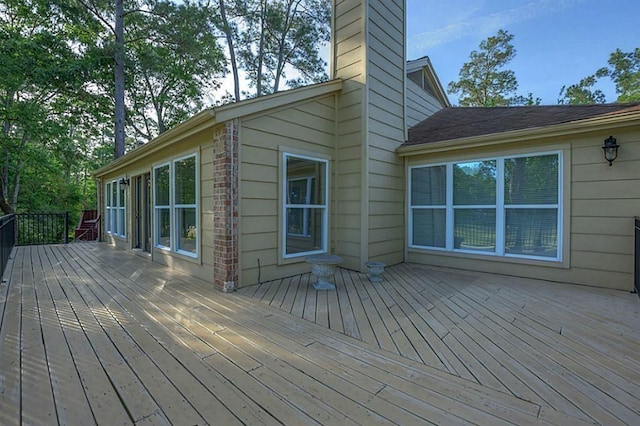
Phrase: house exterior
[
  {"left": 93, "top": 0, "right": 448, "bottom": 291},
  {"left": 94, "top": 0, "right": 639, "bottom": 293},
  {"left": 399, "top": 104, "right": 640, "bottom": 291}
]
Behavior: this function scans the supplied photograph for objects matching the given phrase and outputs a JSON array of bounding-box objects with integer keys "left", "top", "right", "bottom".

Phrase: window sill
[
  {"left": 407, "top": 246, "right": 569, "bottom": 269},
  {"left": 153, "top": 246, "right": 201, "bottom": 265}
]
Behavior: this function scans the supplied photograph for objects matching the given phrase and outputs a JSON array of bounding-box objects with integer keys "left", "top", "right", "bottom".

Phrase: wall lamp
[
  {"left": 119, "top": 177, "right": 130, "bottom": 186},
  {"left": 602, "top": 136, "right": 619, "bottom": 166}
]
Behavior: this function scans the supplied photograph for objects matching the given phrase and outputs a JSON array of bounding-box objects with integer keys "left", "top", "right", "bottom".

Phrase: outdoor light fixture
[
  {"left": 602, "top": 136, "right": 619, "bottom": 166},
  {"left": 119, "top": 177, "right": 130, "bottom": 186}
]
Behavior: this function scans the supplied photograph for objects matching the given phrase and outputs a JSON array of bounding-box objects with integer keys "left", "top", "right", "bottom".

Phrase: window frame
[
  {"left": 409, "top": 150, "right": 563, "bottom": 262},
  {"left": 173, "top": 154, "right": 199, "bottom": 257},
  {"left": 153, "top": 162, "right": 171, "bottom": 251},
  {"left": 152, "top": 152, "right": 199, "bottom": 259},
  {"left": 105, "top": 178, "right": 126, "bottom": 238},
  {"left": 282, "top": 152, "right": 329, "bottom": 259}
]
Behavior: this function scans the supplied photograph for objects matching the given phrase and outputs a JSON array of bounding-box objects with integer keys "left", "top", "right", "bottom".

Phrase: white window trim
[
  {"left": 152, "top": 153, "right": 199, "bottom": 259},
  {"left": 105, "top": 178, "right": 126, "bottom": 238},
  {"left": 282, "top": 152, "right": 329, "bottom": 259},
  {"left": 153, "top": 162, "right": 171, "bottom": 251},
  {"left": 409, "top": 151, "right": 563, "bottom": 262},
  {"left": 173, "top": 153, "right": 199, "bottom": 258}
]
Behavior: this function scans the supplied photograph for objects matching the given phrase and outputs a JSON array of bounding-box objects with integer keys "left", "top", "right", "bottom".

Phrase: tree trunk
[
  {"left": 1, "top": 109, "right": 14, "bottom": 214},
  {"left": 114, "top": 0, "right": 126, "bottom": 158},
  {"left": 272, "top": 0, "right": 297, "bottom": 93},
  {"left": 10, "top": 132, "right": 28, "bottom": 208},
  {"left": 219, "top": 0, "right": 241, "bottom": 102},
  {"left": 256, "top": 0, "right": 266, "bottom": 97}
]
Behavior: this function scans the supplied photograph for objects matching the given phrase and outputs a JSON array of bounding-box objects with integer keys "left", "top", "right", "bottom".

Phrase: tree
[
  {"left": 599, "top": 48, "right": 640, "bottom": 103},
  {"left": 448, "top": 30, "right": 535, "bottom": 107},
  {"left": 216, "top": 0, "right": 330, "bottom": 100},
  {"left": 557, "top": 75, "right": 606, "bottom": 105},
  {"left": 0, "top": 0, "right": 100, "bottom": 214},
  {"left": 125, "top": 1, "right": 226, "bottom": 140},
  {"left": 73, "top": 0, "right": 226, "bottom": 152}
]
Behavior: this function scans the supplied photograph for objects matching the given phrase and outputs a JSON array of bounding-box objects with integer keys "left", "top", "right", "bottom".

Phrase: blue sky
[{"left": 406, "top": 0, "right": 640, "bottom": 105}]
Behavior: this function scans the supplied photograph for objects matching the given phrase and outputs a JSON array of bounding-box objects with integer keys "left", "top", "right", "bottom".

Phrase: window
[
  {"left": 283, "top": 153, "right": 328, "bottom": 258},
  {"left": 174, "top": 156, "right": 197, "bottom": 255},
  {"left": 154, "top": 164, "right": 171, "bottom": 249},
  {"left": 105, "top": 179, "right": 126, "bottom": 237},
  {"left": 410, "top": 152, "right": 562, "bottom": 261},
  {"left": 153, "top": 153, "right": 198, "bottom": 258}
]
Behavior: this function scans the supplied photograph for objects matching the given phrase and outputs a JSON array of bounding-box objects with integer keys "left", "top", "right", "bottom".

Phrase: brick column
[{"left": 212, "top": 119, "right": 239, "bottom": 292}]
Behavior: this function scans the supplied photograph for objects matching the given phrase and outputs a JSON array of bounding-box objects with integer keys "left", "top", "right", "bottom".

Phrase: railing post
[{"left": 65, "top": 212, "right": 69, "bottom": 244}]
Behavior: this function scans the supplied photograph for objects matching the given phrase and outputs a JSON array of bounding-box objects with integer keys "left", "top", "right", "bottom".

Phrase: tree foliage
[
  {"left": 599, "top": 48, "right": 640, "bottom": 103},
  {"left": 557, "top": 75, "right": 606, "bottom": 105},
  {"left": 0, "top": 0, "right": 103, "bottom": 214},
  {"left": 0, "top": 0, "right": 332, "bottom": 218},
  {"left": 218, "top": 0, "right": 330, "bottom": 100},
  {"left": 559, "top": 47, "right": 640, "bottom": 104},
  {"left": 448, "top": 30, "right": 537, "bottom": 107}
]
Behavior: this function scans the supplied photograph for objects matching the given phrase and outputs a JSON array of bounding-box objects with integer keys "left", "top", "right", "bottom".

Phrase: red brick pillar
[{"left": 212, "top": 119, "right": 239, "bottom": 292}]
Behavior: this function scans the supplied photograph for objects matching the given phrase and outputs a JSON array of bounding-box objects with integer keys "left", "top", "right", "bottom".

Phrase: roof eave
[
  {"left": 398, "top": 109, "right": 640, "bottom": 157},
  {"left": 93, "top": 109, "right": 217, "bottom": 177},
  {"left": 94, "top": 79, "right": 344, "bottom": 178}
]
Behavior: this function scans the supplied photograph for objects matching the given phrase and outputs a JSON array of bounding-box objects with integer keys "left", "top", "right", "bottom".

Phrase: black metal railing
[
  {"left": 635, "top": 217, "right": 639, "bottom": 296},
  {"left": 16, "top": 212, "right": 69, "bottom": 246},
  {"left": 1, "top": 213, "right": 16, "bottom": 279}
]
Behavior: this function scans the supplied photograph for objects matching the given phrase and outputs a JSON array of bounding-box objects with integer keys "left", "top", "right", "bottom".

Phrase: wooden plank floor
[
  {"left": 238, "top": 263, "right": 640, "bottom": 425},
  {"left": 0, "top": 244, "right": 635, "bottom": 425}
]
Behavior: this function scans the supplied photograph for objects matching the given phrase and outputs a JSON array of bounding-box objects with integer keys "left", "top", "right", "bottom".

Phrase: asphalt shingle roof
[{"left": 403, "top": 103, "right": 640, "bottom": 147}]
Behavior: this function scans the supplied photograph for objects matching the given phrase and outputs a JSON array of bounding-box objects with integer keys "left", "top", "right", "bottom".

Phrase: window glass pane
[
  {"left": 412, "top": 209, "right": 446, "bottom": 248},
  {"left": 411, "top": 166, "right": 446, "bottom": 205},
  {"left": 118, "top": 182, "right": 125, "bottom": 206},
  {"left": 288, "top": 178, "right": 311, "bottom": 205},
  {"left": 106, "top": 183, "right": 112, "bottom": 207},
  {"left": 505, "top": 208, "right": 558, "bottom": 257},
  {"left": 175, "top": 156, "right": 196, "bottom": 205},
  {"left": 118, "top": 208, "right": 125, "bottom": 236},
  {"left": 155, "top": 165, "right": 170, "bottom": 206},
  {"left": 285, "top": 207, "right": 324, "bottom": 255},
  {"left": 156, "top": 208, "right": 171, "bottom": 248},
  {"left": 504, "top": 154, "right": 558, "bottom": 205},
  {"left": 454, "top": 209, "right": 496, "bottom": 252},
  {"left": 111, "top": 181, "right": 118, "bottom": 205},
  {"left": 287, "top": 207, "right": 306, "bottom": 235},
  {"left": 176, "top": 207, "right": 196, "bottom": 254},
  {"left": 286, "top": 156, "right": 325, "bottom": 205},
  {"left": 454, "top": 160, "right": 496, "bottom": 205}
]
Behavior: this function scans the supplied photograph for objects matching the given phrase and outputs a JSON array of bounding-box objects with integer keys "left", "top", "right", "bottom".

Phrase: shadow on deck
[
  {"left": 0, "top": 243, "right": 638, "bottom": 425},
  {"left": 237, "top": 263, "right": 640, "bottom": 425}
]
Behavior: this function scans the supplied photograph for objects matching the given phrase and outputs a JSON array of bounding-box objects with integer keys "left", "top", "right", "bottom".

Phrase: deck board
[
  {"left": 1, "top": 243, "right": 638, "bottom": 425},
  {"left": 243, "top": 261, "right": 640, "bottom": 426}
]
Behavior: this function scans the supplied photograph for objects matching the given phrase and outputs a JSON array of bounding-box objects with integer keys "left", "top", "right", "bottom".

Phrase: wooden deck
[
  {"left": 0, "top": 244, "right": 637, "bottom": 425},
  {"left": 239, "top": 263, "right": 640, "bottom": 425}
]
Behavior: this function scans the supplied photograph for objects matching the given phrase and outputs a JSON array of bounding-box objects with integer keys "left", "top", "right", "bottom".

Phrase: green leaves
[{"left": 448, "top": 30, "right": 531, "bottom": 107}]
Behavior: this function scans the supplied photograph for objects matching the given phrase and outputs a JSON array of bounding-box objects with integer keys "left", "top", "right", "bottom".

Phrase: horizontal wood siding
[
  {"left": 240, "top": 97, "right": 336, "bottom": 286},
  {"left": 366, "top": 0, "right": 405, "bottom": 265},
  {"left": 333, "top": 0, "right": 367, "bottom": 269},
  {"left": 406, "top": 79, "right": 443, "bottom": 128},
  {"left": 406, "top": 127, "right": 640, "bottom": 291}
]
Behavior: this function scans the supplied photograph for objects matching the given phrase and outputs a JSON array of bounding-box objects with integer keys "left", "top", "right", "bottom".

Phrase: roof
[
  {"left": 402, "top": 103, "right": 640, "bottom": 149},
  {"left": 406, "top": 56, "right": 451, "bottom": 108}
]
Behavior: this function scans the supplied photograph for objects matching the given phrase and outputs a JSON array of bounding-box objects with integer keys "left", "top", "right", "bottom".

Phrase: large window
[
  {"left": 153, "top": 153, "right": 198, "bottom": 258},
  {"left": 105, "top": 178, "right": 126, "bottom": 237},
  {"left": 410, "top": 152, "right": 561, "bottom": 261},
  {"left": 283, "top": 153, "right": 328, "bottom": 258}
]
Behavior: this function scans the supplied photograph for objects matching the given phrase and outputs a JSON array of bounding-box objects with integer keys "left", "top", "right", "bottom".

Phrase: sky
[{"left": 406, "top": 0, "right": 640, "bottom": 105}]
